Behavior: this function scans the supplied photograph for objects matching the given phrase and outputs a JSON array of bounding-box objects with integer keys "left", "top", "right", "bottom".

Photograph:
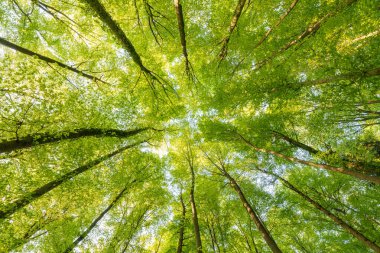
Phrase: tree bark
[
  {"left": 64, "top": 182, "right": 135, "bottom": 252},
  {"left": 83, "top": 0, "right": 150, "bottom": 74},
  {"left": 0, "top": 127, "right": 151, "bottom": 153},
  {"left": 0, "top": 37, "right": 108, "bottom": 84},
  {"left": 173, "top": 0, "right": 192, "bottom": 77},
  {"left": 0, "top": 141, "right": 143, "bottom": 219},
  {"left": 219, "top": 0, "right": 246, "bottom": 60},
  {"left": 222, "top": 170, "right": 282, "bottom": 253},
  {"left": 204, "top": 153, "right": 282, "bottom": 252},
  {"left": 258, "top": 168, "right": 380, "bottom": 253},
  {"left": 185, "top": 146, "right": 203, "bottom": 253},
  {"left": 238, "top": 133, "right": 380, "bottom": 184},
  {"left": 177, "top": 192, "right": 186, "bottom": 253}
]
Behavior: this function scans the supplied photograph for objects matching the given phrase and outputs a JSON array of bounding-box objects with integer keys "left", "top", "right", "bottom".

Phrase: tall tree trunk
[
  {"left": 64, "top": 182, "right": 135, "bottom": 252},
  {"left": 177, "top": 192, "right": 186, "bottom": 253},
  {"left": 0, "top": 127, "right": 151, "bottom": 153},
  {"left": 0, "top": 37, "right": 108, "bottom": 84},
  {"left": 219, "top": 0, "right": 247, "bottom": 60},
  {"left": 190, "top": 165, "right": 203, "bottom": 253},
  {"left": 222, "top": 170, "right": 282, "bottom": 253},
  {"left": 83, "top": 0, "right": 150, "bottom": 75},
  {"left": 237, "top": 133, "right": 380, "bottom": 184},
  {"left": 257, "top": 168, "right": 380, "bottom": 253},
  {"left": 0, "top": 141, "right": 143, "bottom": 219},
  {"left": 173, "top": 0, "right": 192, "bottom": 78},
  {"left": 185, "top": 145, "right": 203, "bottom": 253},
  {"left": 205, "top": 153, "right": 282, "bottom": 252}
]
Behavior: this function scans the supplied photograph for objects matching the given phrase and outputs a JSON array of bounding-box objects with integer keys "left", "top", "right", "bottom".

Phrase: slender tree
[
  {"left": 185, "top": 145, "right": 203, "bottom": 253},
  {"left": 237, "top": 132, "right": 380, "bottom": 184},
  {"left": 0, "top": 141, "right": 144, "bottom": 219},
  {"left": 177, "top": 191, "right": 186, "bottom": 253},
  {"left": 64, "top": 181, "right": 136, "bottom": 252},
  {"left": 0, "top": 37, "right": 109, "bottom": 84},
  {"left": 255, "top": 167, "right": 380, "bottom": 253},
  {"left": 0, "top": 127, "right": 151, "bottom": 153},
  {"left": 205, "top": 154, "right": 282, "bottom": 253}
]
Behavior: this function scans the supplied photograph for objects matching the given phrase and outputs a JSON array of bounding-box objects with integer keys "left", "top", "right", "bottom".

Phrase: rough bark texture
[
  {"left": 173, "top": 0, "right": 192, "bottom": 77},
  {"left": 260, "top": 169, "right": 380, "bottom": 253},
  {"left": 254, "top": 0, "right": 299, "bottom": 49},
  {"left": 64, "top": 182, "right": 135, "bottom": 252},
  {"left": 83, "top": 0, "right": 149, "bottom": 73},
  {"left": 0, "top": 127, "right": 150, "bottom": 153},
  {"left": 238, "top": 133, "right": 380, "bottom": 184},
  {"left": 0, "top": 37, "right": 109, "bottom": 84},
  {"left": 0, "top": 141, "right": 143, "bottom": 219}
]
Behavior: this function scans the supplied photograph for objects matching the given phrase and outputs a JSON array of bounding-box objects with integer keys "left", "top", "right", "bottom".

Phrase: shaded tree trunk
[
  {"left": 185, "top": 145, "right": 203, "bottom": 253},
  {"left": 222, "top": 170, "right": 282, "bottom": 253},
  {"left": 64, "top": 182, "right": 135, "bottom": 252},
  {"left": 83, "top": 0, "right": 151, "bottom": 75},
  {"left": 173, "top": 0, "right": 192, "bottom": 78},
  {"left": 257, "top": 168, "right": 380, "bottom": 253},
  {"left": 205, "top": 154, "right": 282, "bottom": 253},
  {"left": 0, "top": 37, "right": 108, "bottom": 84},
  {"left": 177, "top": 192, "right": 186, "bottom": 253},
  {"left": 237, "top": 133, "right": 380, "bottom": 184},
  {"left": 0, "top": 141, "right": 143, "bottom": 219},
  {"left": 219, "top": 0, "right": 247, "bottom": 60},
  {"left": 0, "top": 127, "right": 151, "bottom": 153}
]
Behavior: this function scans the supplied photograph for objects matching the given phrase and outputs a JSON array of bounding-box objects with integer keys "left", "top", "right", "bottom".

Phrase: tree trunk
[
  {"left": 177, "top": 192, "right": 186, "bottom": 253},
  {"left": 222, "top": 170, "right": 282, "bottom": 253},
  {"left": 0, "top": 127, "right": 150, "bottom": 153},
  {"left": 238, "top": 133, "right": 380, "bottom": 184},
  {"left": 64, "top": 182, "right": 135, "bottom": 252},
  {"left": 190, "top": 164, "right": 203, "bottom": 253},
  {"left": 219, "top": 0, "right": 246, "bottom": 60},
  {"left": 258, "top": 168, "right": 380, "bottom": 253},
  {"left": 0, "top": 141, "right": 143, "bottom": 219},
  {"left": 173, "top": 0, "right": 192, "bottom": 77},
  {"left": 0, "top": 37, "right": 108, "bottom": 84},
  {"left": 186, "top": 145, "right": 203, "bottom": 253},
  {"left": 83, "top": 0, "right": 148, "bottom": 73}
]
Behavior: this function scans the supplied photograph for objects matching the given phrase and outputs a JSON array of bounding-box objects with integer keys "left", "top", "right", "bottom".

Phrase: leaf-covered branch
[{"left": 0, "top": 37, "right": 109, "bottom": 84}]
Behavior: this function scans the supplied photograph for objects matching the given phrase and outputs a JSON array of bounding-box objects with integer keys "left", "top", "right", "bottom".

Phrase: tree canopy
[{"left": 0, "top": 0, "right": 379, "bottom": 252}]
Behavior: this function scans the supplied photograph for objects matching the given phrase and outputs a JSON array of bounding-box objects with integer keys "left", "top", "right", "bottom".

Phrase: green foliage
[{"left": 0, "top": 0, "right": 379, "bottom": 252}]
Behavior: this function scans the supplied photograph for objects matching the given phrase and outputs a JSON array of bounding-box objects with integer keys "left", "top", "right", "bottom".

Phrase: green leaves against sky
[{"left": 0, "top": 0, "right": 379, "bottom": 252}]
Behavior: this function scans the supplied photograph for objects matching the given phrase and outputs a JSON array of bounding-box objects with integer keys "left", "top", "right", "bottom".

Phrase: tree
[{"left": 0, "top": 0, "right": 379, "bottom": 252}]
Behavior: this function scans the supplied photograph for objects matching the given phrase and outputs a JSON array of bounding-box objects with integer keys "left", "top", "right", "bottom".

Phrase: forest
[{"left": 0, "top": 0, "right": 379, "bottom": 252}]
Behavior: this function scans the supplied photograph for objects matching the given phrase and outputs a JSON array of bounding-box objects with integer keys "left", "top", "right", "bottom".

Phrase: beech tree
[{"left": 0, "top": 0, "right": 379, "bottom": 252}]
